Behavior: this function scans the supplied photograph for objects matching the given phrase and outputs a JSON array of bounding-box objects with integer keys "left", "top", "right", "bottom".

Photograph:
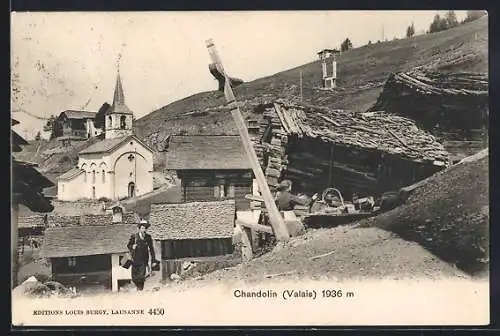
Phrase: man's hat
[
  {"left": 137, "top": 219, "right": 150, "bottom": 229},
  {"left": 277, "top": 179, "right": 292, "bottom": 191}
]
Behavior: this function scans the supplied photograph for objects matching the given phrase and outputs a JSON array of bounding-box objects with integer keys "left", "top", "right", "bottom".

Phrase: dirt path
[{"left": 194, "top": 225, "right": 468, "bottom": 284}]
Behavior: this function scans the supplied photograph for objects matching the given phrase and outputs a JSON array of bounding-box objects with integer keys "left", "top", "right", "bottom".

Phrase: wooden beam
[
  {"left": 206, "top": 39, "right": 289, "bottom": 241},
  {"left": 235, "top": 219, "right": 274, "bottom": 234},
  {"left": 236, "top": 224, "right": 253, "bottom": 262}
]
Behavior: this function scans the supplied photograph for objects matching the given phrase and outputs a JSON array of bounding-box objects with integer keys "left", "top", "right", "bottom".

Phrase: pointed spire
[
  {"left": 113, "top": 71, "right": 126, "bottom": 107},
  {"left": 109, "top": 55, "right": 133, "bottom": 115}
]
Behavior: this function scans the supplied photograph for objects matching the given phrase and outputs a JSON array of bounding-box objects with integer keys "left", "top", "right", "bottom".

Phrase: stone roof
[
  {"left": 163, "top": 135, "right": 252, "bottom": 170},
  {"left": 18, "top": 215, "right": 46, "bottom": 229},
  {"left": 42, "top": 224, "right": 137, "bottom": 258},
  {"left": 62, "top": 110, "right": 97, "bottom": 119},
  {"left": 47, "top": 212, "right": 140, "bottom": 228},
  {"left": 148, "top": 200, "right": 236, "bottom": 240}
]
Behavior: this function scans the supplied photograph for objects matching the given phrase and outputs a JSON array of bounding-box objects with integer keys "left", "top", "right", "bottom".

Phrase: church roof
[
  {"left": 57, "top": 168, "right": 84, "bottom": 181},
  {"left": 78, "top": 134, "right": 153, "bottom": 155},
  {"left": 107, "top": 71, "right": 133, "bottom": 115}
]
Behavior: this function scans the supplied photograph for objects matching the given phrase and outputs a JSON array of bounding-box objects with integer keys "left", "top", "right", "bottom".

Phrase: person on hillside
[
  {"left": 275, "top": 179, "right": 309, "bottom": 211},
  {"left": 127, "top": 220, "right": 159, "bottom": 291}
]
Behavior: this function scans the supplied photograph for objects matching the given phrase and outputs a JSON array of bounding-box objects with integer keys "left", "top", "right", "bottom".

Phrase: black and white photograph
[{"left": 11, "top": 10, "right": 489, "bottom": 326}]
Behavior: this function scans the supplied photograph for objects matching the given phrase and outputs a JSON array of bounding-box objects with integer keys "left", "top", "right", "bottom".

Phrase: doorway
[{"left": 128, "top": 182, "right": 136, "bottom": 198}]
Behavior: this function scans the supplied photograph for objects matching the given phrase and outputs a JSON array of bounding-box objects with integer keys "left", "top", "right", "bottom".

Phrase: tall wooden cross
[{"left": 205, "top": 39, "right": 290, "bottom": 242}]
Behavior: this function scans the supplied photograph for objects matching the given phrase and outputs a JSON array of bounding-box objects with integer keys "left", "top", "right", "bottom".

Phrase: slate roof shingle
[
  {"left": 148, "top": 200, "right": 236, "bottom": 240},
  {"left": 42, "top": 224, "right": 137, "bottom": 258},
  {"left": 164, "top": 135, "right": 252, "bottom": 170}
]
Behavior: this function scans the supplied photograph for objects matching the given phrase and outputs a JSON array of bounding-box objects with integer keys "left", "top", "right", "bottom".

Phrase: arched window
[
  {"left": 92, "top": 170, "right": 96, "bottom": 184},
  {"left": 102, "top": 170, "right": 106, "bottom": 183},
  {"left": 120, "top": 116, "right": 127, "bottom": 129},
  {"left": 92, "top": 186, "right": 96, "bottom": 199}
]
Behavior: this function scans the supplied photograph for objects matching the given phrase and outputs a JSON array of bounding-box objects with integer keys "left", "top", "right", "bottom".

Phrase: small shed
[
  {"left": 42, "top": 222, "right": 137, "bottom": 292},
  {"left": 163, "top": 135, "right": 254, "bottom": 210},
  {"left": 148, "top": 200, "right": 236, "bottom": 281}
]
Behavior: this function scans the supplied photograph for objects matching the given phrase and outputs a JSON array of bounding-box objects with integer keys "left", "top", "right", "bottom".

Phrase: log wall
[{"left": 179, "top": 169, "right": 253, "bottom": 210}]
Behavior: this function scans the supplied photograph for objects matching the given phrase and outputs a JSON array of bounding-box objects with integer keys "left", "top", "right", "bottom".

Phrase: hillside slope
[
  {"left": 134, "top": 17, "right": 487, "bottom": 158},
  {"left": 25, "top": 17, "right": 487, "bottom": 172},
  {"left": 358, "top": 151, "right": 489, "bottom": 275}
]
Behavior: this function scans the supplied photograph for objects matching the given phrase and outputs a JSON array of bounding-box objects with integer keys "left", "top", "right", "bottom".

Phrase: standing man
[{"left": 127, "top": 220, "right": 158, "bottom": 291}]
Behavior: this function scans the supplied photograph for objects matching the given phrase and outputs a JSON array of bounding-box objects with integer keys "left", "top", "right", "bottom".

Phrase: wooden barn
[
  {"left": 148, "top": 200, "right": 236, "bottom": 281},
  {"left": 252, "top": 100, "right": 451, "bottom": 198},
  {"left": 163, "top": 135, "right": 254, "bottom": 210},
  {"left": 41, "top": 211, "right": 140, "bottom": 292}
]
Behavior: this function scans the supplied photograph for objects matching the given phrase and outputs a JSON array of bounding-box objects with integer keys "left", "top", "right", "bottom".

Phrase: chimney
[{"left": 112, "top": 206, "right": 123, "bottom": 223}]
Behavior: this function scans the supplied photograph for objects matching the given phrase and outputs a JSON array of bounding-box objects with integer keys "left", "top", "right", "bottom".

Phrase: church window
[
  {"left": 128, "top": 154, "right": 135, "bottom": 162},
  {"left": 84, "top": 172, "right": 87, "bottom": 183},
  {"left": 102, "top": 170, "right": 106, "bottom": 183},
  {"left": 92, "top": 186, "right": 96, "bottom": 199},
  {"left": 92, "top": 170, "right": 96, "bottom": 184},
  {"left": 120, "top": 116, "right": 127, "bottom": 129}
]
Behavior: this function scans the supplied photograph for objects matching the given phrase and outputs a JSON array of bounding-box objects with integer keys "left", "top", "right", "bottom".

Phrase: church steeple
[
  {"left": 110, "top": 67, "right": 133, "bottom": 115},
  {"left": 105, "top": 57, "right": 134, "bottom": 139}
]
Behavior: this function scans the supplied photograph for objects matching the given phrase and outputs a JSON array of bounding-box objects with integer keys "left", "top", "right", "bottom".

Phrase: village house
[
  {"left": 56, "top": 70, "right": 154, "bottom": 202},
  {"left": 162, "top": 135, "right": 256, "bottom": 211},
  {"left": 52, "top": 110, "right": 104, "bottom": 146},
  {"left": 148, "top": 200, "right": 237, "bottom": 282},
  {"left": 254, "top": 100, "right": 450, "bottom": 198},
  {"left": 41, "top": 208, "right": 141, "bottom": 292}
]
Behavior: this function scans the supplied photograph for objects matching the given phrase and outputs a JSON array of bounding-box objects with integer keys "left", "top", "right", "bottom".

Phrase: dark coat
[
  {"left": 276, "top": 191, "right": 304, "bottom": 211},
  {"left": 127, "top": 232, "right": 156, "bottom": 266}
]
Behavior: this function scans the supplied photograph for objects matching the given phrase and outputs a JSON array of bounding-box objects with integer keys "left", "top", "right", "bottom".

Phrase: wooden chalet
[
  {"left": 252, "top": 100, "right": 451, "bottom": 198},
  {"left": 163, "top": 135, "right": 254, "bottom": 210},
  {"left": 52, "top": 110, "right": 103, "bottom": 146},
  {"left": 41, "top": 211, "right": 141, "bottom": 292},
  {"left": 148, "top": 200, "right": 236, "bottom": 281}
]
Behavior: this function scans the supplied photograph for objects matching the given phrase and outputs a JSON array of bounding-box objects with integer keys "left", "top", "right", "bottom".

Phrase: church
[{"left": 57, "top": 70, "right": 154, "bottom": 202}]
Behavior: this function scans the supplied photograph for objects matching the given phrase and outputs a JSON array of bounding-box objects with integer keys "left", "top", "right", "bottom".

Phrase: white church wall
[{"left": 58, "top": 172, "right": 87, "bottom": 201}]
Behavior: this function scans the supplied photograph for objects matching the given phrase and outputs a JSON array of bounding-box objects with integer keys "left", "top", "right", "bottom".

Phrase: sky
[{"left": 11, "top": 10, "right": 467, "bottom": 139}]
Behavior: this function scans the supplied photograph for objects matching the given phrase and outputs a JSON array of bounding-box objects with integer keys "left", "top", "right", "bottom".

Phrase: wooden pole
[{"left": 205, "top": 39, "right": 289, "bottom": 241}]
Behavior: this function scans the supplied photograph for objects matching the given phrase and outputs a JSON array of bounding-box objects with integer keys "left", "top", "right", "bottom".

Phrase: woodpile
[
  {"left": 249, "top": 99, "right": 451, "bottom": 197},
  {"left": 371, "top": 69, "right": 488, "bottom": 133}
]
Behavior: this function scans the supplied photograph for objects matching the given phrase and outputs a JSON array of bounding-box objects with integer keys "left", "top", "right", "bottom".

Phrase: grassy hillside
[
  {"left": 23, "top": 17, "right": 487, "bottom": 172},
  {"left": 134, "top": 17, "right": 487, "bottom": 145}
]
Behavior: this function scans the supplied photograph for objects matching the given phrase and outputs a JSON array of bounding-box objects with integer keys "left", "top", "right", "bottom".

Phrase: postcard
[{"left": 11, "top": 10, "right": 489, "bottom": 327}]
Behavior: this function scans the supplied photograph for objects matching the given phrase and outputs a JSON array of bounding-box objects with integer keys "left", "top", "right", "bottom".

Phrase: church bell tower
[{"left": 105, "top": 63, "right": 134, "bottom": 139}]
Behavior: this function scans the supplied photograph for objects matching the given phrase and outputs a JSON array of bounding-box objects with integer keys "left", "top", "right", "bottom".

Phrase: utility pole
[{"left": 205, "top": 39, "right": 290, "bottom": 241}]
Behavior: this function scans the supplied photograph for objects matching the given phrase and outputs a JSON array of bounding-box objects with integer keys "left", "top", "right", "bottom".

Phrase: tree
[
  {"left": 429, "top": 14, "right": 448, "bottom": 33},
  {"left": 367, "top": 40, "right": 372, "bottom": 46},
  {"left": 463, "top": 10, "right": 487, "bottom": 23},
  {"left": 445, "top": 10, "right": 459, "bottom": 28},
  {"left": 406, "top": 22, "right": 415, "bottom": 38},
  {"left": 340, "top": 38, "right": 353, "bottom": 52},
  {"left": 35, "top": 131, "right": 41, "bottom": 141}
]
